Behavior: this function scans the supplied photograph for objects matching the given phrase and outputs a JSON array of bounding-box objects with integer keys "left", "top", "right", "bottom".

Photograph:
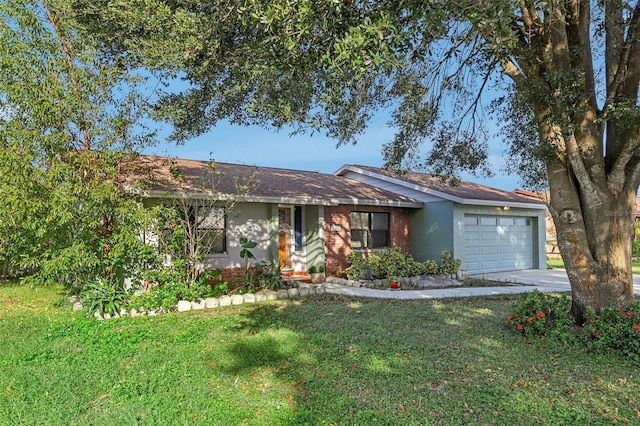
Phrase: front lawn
[{"left": 1, "top": 281, "right": 638, "bottom": 425}]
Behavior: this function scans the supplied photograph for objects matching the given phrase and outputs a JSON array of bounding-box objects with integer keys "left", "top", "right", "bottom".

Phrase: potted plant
[
  {"left": 308, "top": 265, "right": 325, "bottom": 284},
  {"left": 359, "top": 257, "right": 373, "bottom": 280}
]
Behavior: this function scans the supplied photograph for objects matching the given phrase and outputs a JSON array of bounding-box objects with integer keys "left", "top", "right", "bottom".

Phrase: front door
[{"left": 278, "top": 207, "right": 292, "bottom": 269}]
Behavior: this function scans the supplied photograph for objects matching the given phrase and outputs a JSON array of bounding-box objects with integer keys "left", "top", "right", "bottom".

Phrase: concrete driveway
[{"left": 476, "top": 269, "right": 640, "bottom": 296}]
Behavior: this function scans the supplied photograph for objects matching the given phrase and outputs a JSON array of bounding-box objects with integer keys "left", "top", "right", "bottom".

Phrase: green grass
[
  {"left": 546, "top": 257, "right": 565, "bottom": 270},
  {"left": 2, "top": 281, "right": 639, "bottom": 425},
  {"left": 547, "top": 256, "right": 640, "bottom": 274}
]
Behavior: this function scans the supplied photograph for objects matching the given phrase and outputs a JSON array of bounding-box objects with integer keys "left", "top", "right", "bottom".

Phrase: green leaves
[
  {"left": 239, "top": 237, "right": 257, "bottom": 260},
  {"left": 0, "top": 1, "right": 158, "bottom": 291}
]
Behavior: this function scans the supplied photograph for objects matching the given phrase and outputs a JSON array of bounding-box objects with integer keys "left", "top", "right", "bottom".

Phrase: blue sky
[{"left": 143, "top": 117, "right": 520, "bottom": 192}]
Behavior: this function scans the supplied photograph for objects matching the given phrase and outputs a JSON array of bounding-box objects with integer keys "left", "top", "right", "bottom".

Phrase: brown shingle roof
[
  {"left": 121, "top": 155, "right": 422, "bottom": 207},
  {"left": 341, "top": 165, "right": 545, "bottom": 206}
]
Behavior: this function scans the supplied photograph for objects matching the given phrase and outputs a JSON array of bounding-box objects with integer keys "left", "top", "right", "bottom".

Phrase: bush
[
  {"left": 582, "top": 303, "right": 640, "bottom": 363},
  {"left": 508, "top": 294, "right": 640, "bottom": 363},
  {"left": 344, "top": 248, "right": 461, "bottom": 280},
  {"left": 257, "top": 260, "right": 284, "bottom": 290},
  {"left": 633, "top": 239, "right": 640, "bottom": 258},
  {"left": 81, "top": 279, "right": 129, "bottom": 318},
  {"left": 506, "top": 291, "right": 576, "bottom": 344},
  {"left": 374, "top": 248, "right": 409, "bottom": 278},
  {"left": 439, "top": 250, "right": 462, "bottom": 275},
  {"left": 344, "top": 251, "right": 365, "bottom": 280}
]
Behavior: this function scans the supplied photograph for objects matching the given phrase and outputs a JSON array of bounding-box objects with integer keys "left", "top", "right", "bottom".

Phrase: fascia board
[
  {"left": 455, "top": 199, "right": 548, "bottom": 210},
  {"left": 129, "top": 188, "right": 422, "bottom": 208}
]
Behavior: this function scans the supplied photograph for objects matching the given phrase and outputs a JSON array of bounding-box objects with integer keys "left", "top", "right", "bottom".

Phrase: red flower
[
  {"left": 627, "top": 311, "right": 634, "bottom": 319},
  {"left": 527, "top": 317, "right": 533, "bottom": 323},
  {"left": 635, "top": 325, "right": 640, "bottom": 332},
  {"left": 535, "top": 311, "right": 545, "bottom": 319},
  {"left": 514, "top": 314, "right": 519, "bottom": 318},
  {"left": 507, "top": 316, "right": 512, "bottom": 322},
  {"left": 595, "top": 331, "right": 601, "bottom": 338},
  {"left": 517, "top": 324, "right": 523, "bottom": 331}
]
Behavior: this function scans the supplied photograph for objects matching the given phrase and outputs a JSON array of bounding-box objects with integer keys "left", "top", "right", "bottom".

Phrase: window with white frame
[{"left": 192, "top": 205, "right": 226, "bottom": 254}]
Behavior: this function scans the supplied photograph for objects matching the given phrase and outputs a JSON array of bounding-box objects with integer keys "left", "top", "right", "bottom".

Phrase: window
[
  {"left": 192, "top": 206, "right": 226, "bottom": 254},
  {"left": 350, "top": 212, "right": 390, "bottom": 249}
]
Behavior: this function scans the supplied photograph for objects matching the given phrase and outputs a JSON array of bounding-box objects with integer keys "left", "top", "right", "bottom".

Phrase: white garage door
[{"left": 463, "top": 215, "right": 534, "bottom": 274}]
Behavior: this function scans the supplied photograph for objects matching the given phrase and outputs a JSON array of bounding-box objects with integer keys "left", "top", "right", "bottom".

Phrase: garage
[{"left": 463, "top": 215, "right": 535, "bottom": 274}]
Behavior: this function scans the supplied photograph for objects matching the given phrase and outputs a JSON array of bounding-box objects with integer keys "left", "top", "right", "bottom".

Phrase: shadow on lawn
[
  {"left": 215, "top": 293, "right": 638, "bottom": 424},
  {"left": 217, "top": 294, "right": 548, "bottom": 424}
]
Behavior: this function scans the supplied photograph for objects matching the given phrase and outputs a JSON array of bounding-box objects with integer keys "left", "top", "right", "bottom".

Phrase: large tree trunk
[{"left": 547, "top": 160, "right": 636, "bottom": 322}]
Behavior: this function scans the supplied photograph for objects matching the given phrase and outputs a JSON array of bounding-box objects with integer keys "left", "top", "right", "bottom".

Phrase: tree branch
[
  {"left": 605, "top": 0, "right": 640, "bottom": 109},
  {"left": 608, "top": 129, "right": 640, "bottom": 194},
  {"left": 565, "top": 131, "right": 598, "bottom": 199},
  {"left": 45, "top": 4, "right": 93, "bottom": 150}
]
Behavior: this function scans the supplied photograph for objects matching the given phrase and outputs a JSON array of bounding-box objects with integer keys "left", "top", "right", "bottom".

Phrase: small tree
[
  {"left": 152, "top": 158, "right": 257, "bottom": 285},
  {"left": 0, "top": 0, "right": 156, "bottom": 292}
]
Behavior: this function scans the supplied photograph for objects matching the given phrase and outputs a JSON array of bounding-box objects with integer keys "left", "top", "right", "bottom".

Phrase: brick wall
[
  {"left": 203, "top": 266, "right": 259, "bottom": 288},
  {"left": 324, "top": 205, "right": 411, "bottom": 276}
]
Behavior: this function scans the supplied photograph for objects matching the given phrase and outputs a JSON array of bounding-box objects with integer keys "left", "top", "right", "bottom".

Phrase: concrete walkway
[{"left": 323, "top": 269, "right": 640, "bottom": 299}]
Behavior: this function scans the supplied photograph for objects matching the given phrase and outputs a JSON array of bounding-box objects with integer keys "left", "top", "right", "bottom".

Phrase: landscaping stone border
[
  {"left": 325, "top": 275, "right": 462, "bottom": 290},
  {"left": 75, "top": 282, "right": 328, "bottom": 320}
]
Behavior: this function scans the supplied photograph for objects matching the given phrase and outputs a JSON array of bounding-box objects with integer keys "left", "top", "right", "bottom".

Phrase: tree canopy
[
  {"left": 20, "top": 0, "right": 640, "bottom": 317},
  {"left": 0, "top": 0, "right": 157, "bottom": 289}
]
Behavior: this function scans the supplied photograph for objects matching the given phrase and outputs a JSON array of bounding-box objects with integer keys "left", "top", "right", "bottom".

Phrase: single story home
[
  {"left": 335, "top": 165, "right": 548, "bottom": 274},
  {"left": 122, "top": 155, "right": 422, "bottom": 279},
  {"left": 123, "top": 155, "right": 547, "bottom": 278}
]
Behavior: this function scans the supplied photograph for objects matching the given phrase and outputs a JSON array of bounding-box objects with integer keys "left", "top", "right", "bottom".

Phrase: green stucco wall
[
  {"left": 268, "top": 204, "right": 279, "bottom": 261},
  {"left": 304, "top": 205, "right": 325, "bottom": 269},
  {"left": 410, "top": 201, "right": 454, "bottom": 262}
]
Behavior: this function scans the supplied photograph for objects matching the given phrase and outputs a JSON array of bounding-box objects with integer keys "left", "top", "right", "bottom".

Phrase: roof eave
[
  {"left": 457, "top": 199, "right": 548, "bottom": 210},
  {"left": 335, "top": 165, "right": 466, "bottom": 203},
  {"left": 336, "top": 165, "right": 546, "bottom": 210},
  {"left": 128, "top": 188, "right": 422, "bottom": 208}
]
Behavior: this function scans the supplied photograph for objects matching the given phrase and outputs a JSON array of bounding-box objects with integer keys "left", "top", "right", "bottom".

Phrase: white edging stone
[
  {"left": 265, "top": 291, "right": 278, "bottom": 300},
  {"left": 230, "top": 294, "right": 244, "bottom": 305},
  {"left": 191, "top": 299, "right": 206, "bottom": 310},
  {"left": 204, "top": 297, "right": 219, "bottom": 308},
  {"left": 85, "top": 280, "right": 330, "bottom": 320},
  {"left": 177, "top": 300, "right": 192, "bottom": 312}
]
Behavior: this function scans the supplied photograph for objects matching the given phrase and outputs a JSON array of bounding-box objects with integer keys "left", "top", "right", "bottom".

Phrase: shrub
[
  {"left": 344, "top": 251, "right": 365, "bottom": 280},
  {"left": 81, "top": 279, "right": 129, "bottom": 318},
  {"left": 582, "top": 303, "right": 640, "bottom": 363},
  {"left": 344, "top": 248, "right": 462, "bottom": 280},
  {"left": 506, "top": 291, "right": 576, "bottom": 344},
  {"left": 257, "top": 260, "right": 284, "bottom": 290},
  {"left": 633, "top": 239, "right": 640, "bottom": 258},
  {"left": 438, "top": 250, "right": 462, "bottom": 275},
  {"left": 376, "top": 248, "right": 410, "bottom": 278}
]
